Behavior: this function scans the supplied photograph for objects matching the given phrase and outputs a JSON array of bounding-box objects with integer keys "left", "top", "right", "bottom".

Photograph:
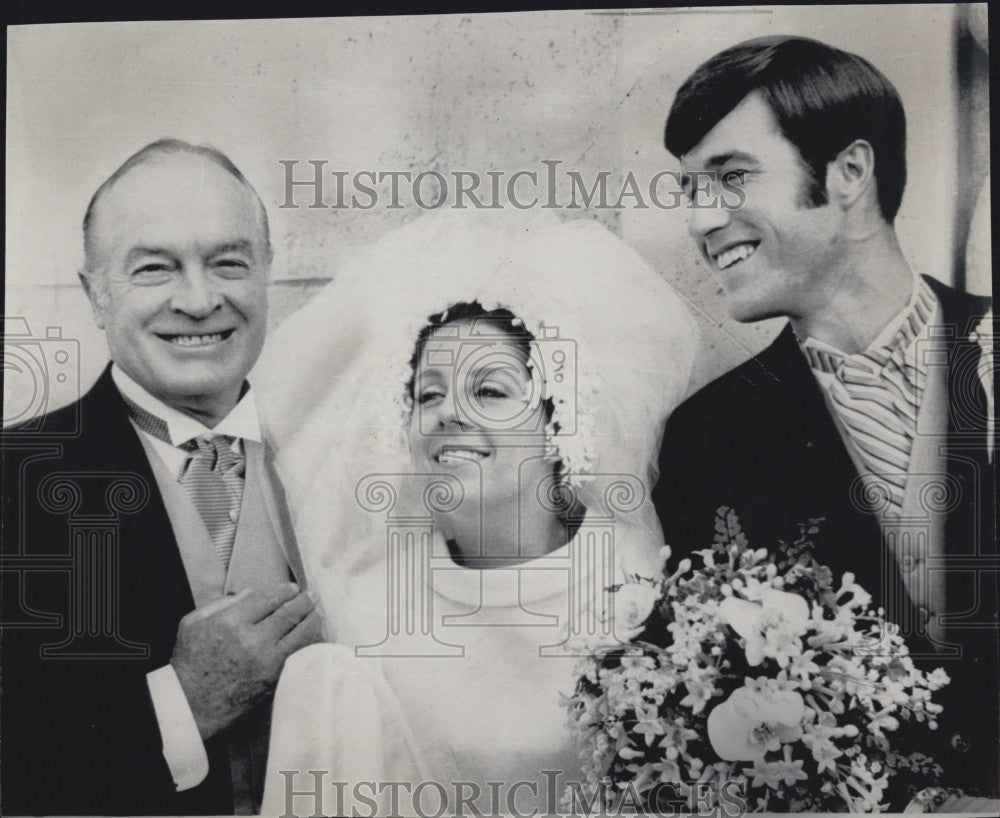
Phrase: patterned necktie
[
  {"left": 803, "top": 281, "right": 935, "bottom": 517},
  {"left": 121, "top": 394, "right": 246, "bottom": 568},
  {"left": 179, "top": 436, "right": 246, "bottom": 569}
]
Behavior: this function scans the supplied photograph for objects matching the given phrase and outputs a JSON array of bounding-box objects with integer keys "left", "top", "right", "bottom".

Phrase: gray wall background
[{"left": 5, "top": 5, "right": 990, "bottom": 422}]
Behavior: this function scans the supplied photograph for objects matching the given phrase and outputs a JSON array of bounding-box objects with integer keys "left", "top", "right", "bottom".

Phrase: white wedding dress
[
  {"left": 262, "top": 512, "right": 663, "bottom": 816},
  {"left": 255, "top": 212, "right": 698, "bottom": 816}
]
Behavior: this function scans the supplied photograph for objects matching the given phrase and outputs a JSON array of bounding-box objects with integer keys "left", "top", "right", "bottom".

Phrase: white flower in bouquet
[
  {"left": 707, "top": 683, "right": 806, "bottom": 760},
  {"left": 720, "top": 587, "right": 810, "bottom": 667}
]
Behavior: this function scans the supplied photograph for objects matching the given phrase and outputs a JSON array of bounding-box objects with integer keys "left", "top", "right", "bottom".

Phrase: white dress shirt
[{"left": 112, "top": 365, "right": 262, "bottom": 792}]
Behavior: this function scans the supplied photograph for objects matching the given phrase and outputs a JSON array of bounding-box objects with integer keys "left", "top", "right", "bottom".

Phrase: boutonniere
[{"left": 972, "top": 310, "right": 994, "bottom": 462}]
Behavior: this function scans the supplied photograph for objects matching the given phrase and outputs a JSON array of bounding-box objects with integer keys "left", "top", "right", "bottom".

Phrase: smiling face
[
  {"left": 407, "top": 317, "right": 555, "bottom": 510},
  {"left": 680, "top": 92, "right": 846, "bottom": 325},
  {"left": 84, "top": 153, "right": 269, "bottom": 421}
]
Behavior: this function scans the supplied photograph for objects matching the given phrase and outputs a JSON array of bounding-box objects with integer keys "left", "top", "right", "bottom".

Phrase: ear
[
  {"left": 825, "top": 139, "right": 876, "bottom": 211},
  {"left": 78, "top": 269, "right": 108, "bottom": 329}
]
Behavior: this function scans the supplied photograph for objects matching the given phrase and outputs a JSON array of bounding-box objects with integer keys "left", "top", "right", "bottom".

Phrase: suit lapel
[
  {"left": 80, "top": 367, "right": 196, "bottom": 662},
  {"left": 923, "top": 278, "right": 995, "bottom": 642},
  {"left": 759, "top": 326, "right": 850, "bottom": 454},
  {"left": 258, "top": 439, "right": 307, "bottom": 586}
]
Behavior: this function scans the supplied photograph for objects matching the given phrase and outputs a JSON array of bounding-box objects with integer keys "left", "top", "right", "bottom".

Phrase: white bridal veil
[
  {"left": 256, "top": 210, "right": 700, "bottom": 619},
  {"left": 254, "top": 211, "right": 699, "bottom": 816}
]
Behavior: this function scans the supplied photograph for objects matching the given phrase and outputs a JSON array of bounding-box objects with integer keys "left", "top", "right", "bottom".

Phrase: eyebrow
[
  {"left": 703, "top": 151, "right": 759, "bottom": 168},
  {"left": 125, "top": 246, "right": 172, "bottom": 261},
  {"left": 418, "top": 358, "right": 527, "bottom": 381},
  {"left": 207, "top": 240, "right": 255, "bottom": 257}
]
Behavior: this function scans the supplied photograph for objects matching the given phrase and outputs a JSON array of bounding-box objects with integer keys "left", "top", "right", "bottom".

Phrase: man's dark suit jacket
[
  {"left": 653, "top": 276, "right": 997, "bottom": 798},
  {"left": 1, "top": 366, "right": 263, "bottom": 815}
]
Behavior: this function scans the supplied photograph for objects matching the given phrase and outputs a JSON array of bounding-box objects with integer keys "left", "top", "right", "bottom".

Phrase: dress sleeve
[{"left": 261, "top": 643, "right": 434, "bottom": 817}]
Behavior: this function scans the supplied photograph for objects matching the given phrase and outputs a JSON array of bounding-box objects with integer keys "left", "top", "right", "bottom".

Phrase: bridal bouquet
[{"left": 565, "top": 508, "right": 949, "bottom": 813}]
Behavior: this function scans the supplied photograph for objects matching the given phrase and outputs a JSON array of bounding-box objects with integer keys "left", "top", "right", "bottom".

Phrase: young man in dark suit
[
  {"left": 1, "top": 140, "right": 322, "bottom": 814},
  {"left": 652, "top": 36, "right": 996, "bottom": 807}
]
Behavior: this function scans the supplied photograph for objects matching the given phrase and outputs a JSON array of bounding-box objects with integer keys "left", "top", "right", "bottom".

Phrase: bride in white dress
[{"left": 255, "top": 212, "right": 698, "bottom": 816}]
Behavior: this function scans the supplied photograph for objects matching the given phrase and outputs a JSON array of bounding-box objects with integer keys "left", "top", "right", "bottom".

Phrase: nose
[
  {"left": 436, "top": 390, "right": 459, "bottom": 427},
  {"left": 434, "top": 389, "right": 466, "bottom": 430},
  {"left": 170, "top": 265, "right": 223, "bottom": 318},
  {"left": 687, "top": 184, "right": 732, "bottom": 240}
]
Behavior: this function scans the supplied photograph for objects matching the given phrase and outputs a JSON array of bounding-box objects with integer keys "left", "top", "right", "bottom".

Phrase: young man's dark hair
[{"left": 664, "top": 35, "right": 906, "bottom": 221}]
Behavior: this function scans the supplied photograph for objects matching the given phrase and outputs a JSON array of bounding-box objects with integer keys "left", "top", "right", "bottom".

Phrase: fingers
[
  {"left": 234, "top": 583, "right": 301, "bottom": 623},
  {"left": 277, "top": 608, "right": 324, "bottom": 655},
  {"left": 258, "top": 591, "right": 316, "bottom": 642}
]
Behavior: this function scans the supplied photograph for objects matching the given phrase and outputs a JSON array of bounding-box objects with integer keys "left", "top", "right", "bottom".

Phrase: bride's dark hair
[{"left": 406, "top": 300, "right": 540, "bottom": 408}]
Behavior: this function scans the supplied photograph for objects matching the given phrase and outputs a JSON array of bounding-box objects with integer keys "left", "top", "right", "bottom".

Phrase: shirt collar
[
  {"left": 799, "top": 276, "right": 937, "bottom": 370},
  {"left": 111, "top": 364, "right": 262, "bottom": 447}
]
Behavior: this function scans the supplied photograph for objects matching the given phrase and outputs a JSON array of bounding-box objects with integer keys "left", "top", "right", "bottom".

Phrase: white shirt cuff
[{"left": 146, "top": 664, "right": 210, "bottom": 791}]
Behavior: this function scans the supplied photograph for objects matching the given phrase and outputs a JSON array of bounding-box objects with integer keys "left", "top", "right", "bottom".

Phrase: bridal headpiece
[{"left": 259, "top": 210, "right": 699, "bottom": 508}]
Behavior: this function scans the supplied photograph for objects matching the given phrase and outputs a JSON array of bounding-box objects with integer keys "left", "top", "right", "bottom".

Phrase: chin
[
  {"left": 726, "top": 301, "right": 767, "bottom": 324},
  {"left": 157, "top": 372, "right": 243, "bottom": 403},
  {"left": 725, "top": 292, "right": 785, "bottom": 325}
]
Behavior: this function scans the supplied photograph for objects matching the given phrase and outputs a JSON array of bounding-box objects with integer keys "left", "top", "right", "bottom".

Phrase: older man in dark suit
[
  {"left": 1, "top": 140, "right": 322, "bottom": 814},
  {"left": 653, "top": 37, "right": 996, "bottom": 807}
]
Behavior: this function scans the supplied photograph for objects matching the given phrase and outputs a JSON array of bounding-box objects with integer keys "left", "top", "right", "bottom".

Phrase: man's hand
[{"left": 171, "top": 583, "right": 323, "bottom": 740}]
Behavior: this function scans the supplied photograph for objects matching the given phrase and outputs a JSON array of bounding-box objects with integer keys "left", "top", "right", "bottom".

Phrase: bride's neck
[{"left": 448, "top": 503, "right": 569, "bottom": 569}]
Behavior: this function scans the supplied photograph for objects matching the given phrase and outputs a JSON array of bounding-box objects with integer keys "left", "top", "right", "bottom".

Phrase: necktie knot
[{"left": 183, "top": 434, "right": 245, "bottom": 476}]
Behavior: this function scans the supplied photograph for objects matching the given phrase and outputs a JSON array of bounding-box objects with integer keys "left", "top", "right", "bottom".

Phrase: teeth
[
  {"left": 715, "top": 243, "right": 757, "bottom": 270},
  {"left": 437, "top": 449, "right": 488, "bottom": 464},
  {"left": 167, "top": 333, "right": 225, "bottom": 347}
]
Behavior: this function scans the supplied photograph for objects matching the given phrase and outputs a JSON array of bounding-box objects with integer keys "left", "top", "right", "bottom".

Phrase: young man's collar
[
  {"left": 798, "top": 275, "right": 937, "bottom": 360},
  {"left": 111, "top": 364, "right": 262, "bottom": 446}
]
